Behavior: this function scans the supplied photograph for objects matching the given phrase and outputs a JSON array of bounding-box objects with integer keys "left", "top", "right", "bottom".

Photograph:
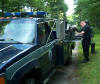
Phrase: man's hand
[
  {"left": 76, "top": 31, "right": 85, "bottom": 36},
  {"left": 78, "top": 31, "right": 85, "bottom": 35},
  {"left": 80, "top": 31, "right": 85, "bottom": 35}
]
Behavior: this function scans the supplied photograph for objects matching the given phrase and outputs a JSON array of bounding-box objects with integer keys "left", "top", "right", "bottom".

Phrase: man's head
[{"left": 80, "top": 21, "right": 86, "bottom": 27}]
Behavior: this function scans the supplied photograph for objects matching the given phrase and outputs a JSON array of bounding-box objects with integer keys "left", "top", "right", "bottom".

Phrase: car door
[{"left": 37, "top": 21, "right": 56, "bottom": 76}]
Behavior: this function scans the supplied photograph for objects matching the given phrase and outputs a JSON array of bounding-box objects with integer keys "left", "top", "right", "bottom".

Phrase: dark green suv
[{"left": 0, "top": 12, "right": 74, "bottom": 84}]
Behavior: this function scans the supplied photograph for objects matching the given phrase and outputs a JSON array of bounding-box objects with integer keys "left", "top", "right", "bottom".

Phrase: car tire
[
  {"left": 21, "top": 78, "right": 35, "bottom": 84},
  {"left": 71, "top": 43, "right": 75, "bottom": 49},
  {"left": 65, "top": 48, "right": 72, "bottom": 65}
]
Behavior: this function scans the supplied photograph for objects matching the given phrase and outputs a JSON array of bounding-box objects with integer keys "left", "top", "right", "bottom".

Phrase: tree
[
  {"left": 0, "top": 0, "right": 9, "bottom": 15},
  {"left": 0, "top": 0, "right": 68, "bottom": 19},
  {"left": 46, "top": 0, "right": 68, "bottom": 19},
  {"left": 75, "top": 0, "right": 100, "bottom": 27}
]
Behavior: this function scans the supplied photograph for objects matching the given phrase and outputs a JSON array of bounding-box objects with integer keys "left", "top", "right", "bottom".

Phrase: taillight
[{"left": 0, "top": 77, "right": 5, "bottom": 84}]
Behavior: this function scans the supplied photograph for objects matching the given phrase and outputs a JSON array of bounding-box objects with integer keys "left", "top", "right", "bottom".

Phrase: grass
[{"left": 77, "top": 28, "right": 100, "bottom": 84}]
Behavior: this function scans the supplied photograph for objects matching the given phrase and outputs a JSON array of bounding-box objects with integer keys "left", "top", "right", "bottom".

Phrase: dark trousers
[{"left": 82, "top": 38, "right": 91, "bottom": 60}]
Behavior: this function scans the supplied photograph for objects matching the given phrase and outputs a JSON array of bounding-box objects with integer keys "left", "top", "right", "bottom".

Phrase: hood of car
[{"left": 0, "top": 43, "right": 33, "bottom": 73}]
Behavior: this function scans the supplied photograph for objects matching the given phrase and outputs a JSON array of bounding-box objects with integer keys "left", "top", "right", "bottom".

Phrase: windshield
[{"left": 0, "top": 19, "right": 36, "bottom": 43}]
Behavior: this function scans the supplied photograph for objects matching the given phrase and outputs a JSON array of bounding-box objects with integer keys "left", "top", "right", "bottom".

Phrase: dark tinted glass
[{"left": 38, "top": 22, "right": 51, "bottom": 45}]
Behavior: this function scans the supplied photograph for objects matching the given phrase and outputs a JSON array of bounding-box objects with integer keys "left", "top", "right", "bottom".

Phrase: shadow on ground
[{"left": 47, "top": 43, "right": 80, "bottom": 84}]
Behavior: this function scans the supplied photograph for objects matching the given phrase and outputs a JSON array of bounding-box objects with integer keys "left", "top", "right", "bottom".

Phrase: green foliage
[
  {"left": 77, "top": 28, "right": 100, "bottom": 84},
  {"left": 75, "top": 0, "right": 100, "bottom": 27},
  {"left": 67, "top": 15, "right": 78, "bottom": 25},
  {"left": 43, "top": 0, "right": 68, "bottom": 19},
  {"left": 0, "top": 0, "right": 68, "bottom": 19}
]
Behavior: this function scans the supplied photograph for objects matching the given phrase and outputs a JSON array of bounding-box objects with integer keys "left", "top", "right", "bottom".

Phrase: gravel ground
[{"left": 47, "top": 43, "right": 80, "bottom": 84}]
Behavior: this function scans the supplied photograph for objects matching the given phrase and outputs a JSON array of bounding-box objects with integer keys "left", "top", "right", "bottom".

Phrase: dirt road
[{"left": 47, "top": 43, "right": 80, "bottom": 84}]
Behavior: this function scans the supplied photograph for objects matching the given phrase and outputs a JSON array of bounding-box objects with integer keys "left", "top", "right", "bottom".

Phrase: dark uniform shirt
[{"left": 81, "top": 24, "right": 91, "bottom": 39}]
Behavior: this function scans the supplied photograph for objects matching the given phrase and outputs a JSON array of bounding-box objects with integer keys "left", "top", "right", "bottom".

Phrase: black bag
[{"left": 91, "top": 42, "right": 95, "bottom": 54}]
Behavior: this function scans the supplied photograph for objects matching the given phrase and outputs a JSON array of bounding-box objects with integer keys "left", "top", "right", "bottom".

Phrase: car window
[
  {"left": 0, "top": 19, "right": 36, "bottom": 43},
  {"left": 38, "top": 22, "right": 52, "bottom": 45}
]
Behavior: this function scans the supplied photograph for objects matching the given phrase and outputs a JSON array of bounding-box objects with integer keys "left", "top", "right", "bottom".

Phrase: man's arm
[
  {"left": 78, "top": 26, "right": 89, "bottom": 35},
  {"left": 73, "top": 27, "right": 82, "bottom": 32},
  {"left": 78, "top": 31, "right": 85, "bottom": 35}
]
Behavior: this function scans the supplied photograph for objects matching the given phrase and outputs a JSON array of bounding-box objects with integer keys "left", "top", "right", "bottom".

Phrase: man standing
[{"left": 76, "top": 21, "right": 91, "bottom": 63}]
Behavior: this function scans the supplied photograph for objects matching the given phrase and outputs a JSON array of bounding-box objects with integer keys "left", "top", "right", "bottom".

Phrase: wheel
[
  {"left": 19, "top": 68, "right": 43, "bottom": 84},
  {"left": 65, "top": 48, "right": 72, "bottom": 65},
  {"left": 71, "top": 43, "right": 75, "bottom": 49},
  {"left": 66, "top": 55, "right": 72, "bottom": 65},
  {"left": 21, "top": 78, "right": 35, "bottom": 84}
]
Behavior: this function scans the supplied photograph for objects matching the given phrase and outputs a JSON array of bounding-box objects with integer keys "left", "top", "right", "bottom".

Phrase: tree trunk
[{"left": 1, "top": 1, "right": 5, "bottom": 16}]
